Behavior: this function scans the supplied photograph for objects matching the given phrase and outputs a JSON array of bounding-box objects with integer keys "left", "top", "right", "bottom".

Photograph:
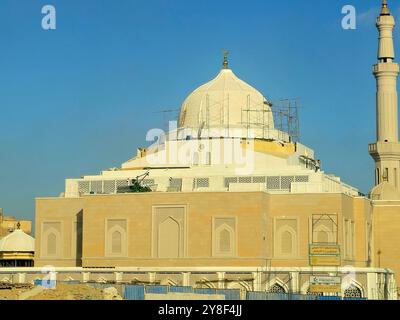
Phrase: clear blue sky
[{"left": 0, "top": 0, "right": 398, "bottom": 224}]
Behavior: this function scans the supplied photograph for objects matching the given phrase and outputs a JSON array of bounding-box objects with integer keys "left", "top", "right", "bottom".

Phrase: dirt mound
[
  {"left": 0, "top": 288, "right": 26, "bottom": 300},
  {"left": 29, "top": 283, "right": 105, "bottom": 300},
  {"left": 0, "top": 283, "right": 106, "bottom": 300}
]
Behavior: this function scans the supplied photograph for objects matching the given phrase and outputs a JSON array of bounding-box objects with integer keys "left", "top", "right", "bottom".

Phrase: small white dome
[
  {"left": 178, "top": 67, "right": 274, "bottom": 138},
  {"left": 0, "top": 229, "right": 35, "bottom": 252}
]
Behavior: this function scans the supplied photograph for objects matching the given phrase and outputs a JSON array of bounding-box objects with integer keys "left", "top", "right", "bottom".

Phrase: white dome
[
  {"left": 178, "top": 67, "right": 275, "bottom": 138},
  {"left": 0, "top": 229, "right": 35, "bottom": 252}
]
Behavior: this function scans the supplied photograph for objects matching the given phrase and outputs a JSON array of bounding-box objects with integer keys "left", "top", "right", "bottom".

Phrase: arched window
[
  {"left": 344, "top": 285, "right": 362, "bottom": 298},
  {"left": 316, "top": 230, "right": 329, "bottom": 243},
  {"left": 47, "top": 233, "right": 57, "bottom": 256},
  {"left": 314, "top": 225, "right": 333, "bottom": 243},
  {"left": 219, "top": 229, "right": 231, "bottom": 253},
  {"left": 276, "top": 225, "right": 297, "bottom": 257},
  {"left": 281, "top": 231, "right": 293, "bottom": 255},
  {"left": 111, "top": 230, "right": 122, "bottom": 254},
  {"left": 384, "top": 168, "right": 389, "bottom": 182},
  {"left": 215, "top": 224, "right": 235, "bottom": 256},
  {"left": 106, "top": 223, "right": 127, "bottom": 257},
  {"left": 376, "top": 168, "right": 380, "bottom": 185},
  {"left": 158, "top": 217, "right": 180, "bottom": 258},
  {"left": 41, "top": 224, "right": 62, "bottom": 258}
]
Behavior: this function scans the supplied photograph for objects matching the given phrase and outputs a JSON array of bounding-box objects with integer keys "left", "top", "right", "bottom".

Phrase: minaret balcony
[
  {"left": 369, "top": 142, "right": 400, "bottom": 160},
  {"left": 368, "top": 143, "right": 377, "bottom": 153},
  {"left": 373, "top": 62, "right": 399, "bottom": 75}
]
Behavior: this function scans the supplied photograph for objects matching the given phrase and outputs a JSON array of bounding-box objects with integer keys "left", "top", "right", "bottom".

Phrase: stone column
[
  {"left": 149, "top": 272, "right": 157, "bottom": 284},
  {"left": 217, "top": 272, "right": 226, "bottom": 289},
  {"left": 388, "top": 273, "right": 398, "bottom": 300},
  {"left": 289, "top": 272, "right": 299, "bottom": 294},
  {"left": 252, "top": 272, "right": 262, "bottom": 292},
  {"left": 367, "top": 272, "right": 379, "bottom": 300},
  {"left": 17, "top": 273, "right": 26, "bottom": 284},
  {"left": 82, "top": 272, "right": 90, "bottom": 283},
  {"left": 115, "top": 272, "right": 123, "bottom": 283},
  {"left": 182, "top": 272, "right": 191, "bottom": 287}
]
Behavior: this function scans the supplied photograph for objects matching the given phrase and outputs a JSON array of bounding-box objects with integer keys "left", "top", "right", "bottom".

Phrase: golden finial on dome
[
  {"left": 222, "top": 50, "right": 230, "bottom": 69},
  {"left": 381, "top": 0, "right": 390, "bottom": 16}
]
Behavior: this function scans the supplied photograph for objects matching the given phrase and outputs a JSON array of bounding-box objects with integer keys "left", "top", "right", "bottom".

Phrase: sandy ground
[
  {"left": 0, "top": 287, "right": 26, "bottom": 300},
  {"left": 0, "top": 284, "right": 121, "bottom": 300}
]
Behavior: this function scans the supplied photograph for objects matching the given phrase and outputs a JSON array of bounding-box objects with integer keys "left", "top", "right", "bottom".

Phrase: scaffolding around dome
[{"left": 173, "top": 97, "right": 300, "bottom": 143}]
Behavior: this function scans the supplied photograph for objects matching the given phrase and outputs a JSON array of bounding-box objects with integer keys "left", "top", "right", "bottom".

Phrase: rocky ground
[{"left": 0, "top": 283, "right": 122, "bottom": 300}]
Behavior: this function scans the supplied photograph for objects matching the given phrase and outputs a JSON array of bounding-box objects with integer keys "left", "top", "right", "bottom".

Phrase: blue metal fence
[
  {"left": 317, "top": 296, "right": 342, "bottom": 300},
  {"left": 216, "top": 289, "right": 241, "bottom": 300},
  {"left": 266, "top": 293, "right": 290, "bottom": 300},
  {"left": 169, "top": 286, "right": 194, "bottom": 293},
  {"left": 246, "top": 292, "right": 337, "bottom": 301},
  {"left": 246, "top": 292, "right": 290, "bottom": 300},
  {"left": 290, "top": 294, "right": 319, "bottom": 301},
  {"left": 32, "top": 280, "right": 369, "bottom": 301},
  {"left": 123, "top": 285, "right": 145, "bottom": 300},
  {"left": 194, "top": 288, "right": 217, "bottom": 295},
  {"left": 246, "top": 291, "right": 267, "bottom": 300},
  {"left": 145, "top": 285, "right": 169, "bottom": 294}
]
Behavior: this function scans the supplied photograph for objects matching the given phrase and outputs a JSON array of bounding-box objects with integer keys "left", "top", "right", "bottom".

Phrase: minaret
[{"left": 369, "top": 0, "right": 400, "bottom": 190}]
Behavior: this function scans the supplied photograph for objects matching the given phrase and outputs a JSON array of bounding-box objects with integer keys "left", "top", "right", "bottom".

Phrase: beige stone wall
[
  {"left": 35, "top": 197, "right": 84, "bottom": 267},
  {"left": 372, "top": 200, "right": 400, "bottom": 283},
  {"left": 35, "top": 192, "right": 372, "bottom": 271},
  {"left": 80, "top": 192, "right": 266, "bottom": 267},
  {"left": 268, "top": 194, "right": 371, "bottom": 267}
]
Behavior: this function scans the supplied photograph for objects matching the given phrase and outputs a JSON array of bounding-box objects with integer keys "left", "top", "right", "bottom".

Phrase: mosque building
[
  {"left": 0, "top": 223, "right": 35, "bottom": 267},
  {"left": 31, "top": 0, "right": 400, "bottom": 299}
]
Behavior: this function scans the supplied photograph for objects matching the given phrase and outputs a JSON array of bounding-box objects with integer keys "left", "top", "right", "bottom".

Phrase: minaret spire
[
  {"left": 369, "top": 0, "right": 400, "bottom": 190},
  {"left": 222, "top": 50, "right": 230, "bottom": 69},
  {"left": 377, "top": 0, "right": 395, "bottom": 61},
  {"left": 381, "top": 0, "right": 390, "bottom": 16}
]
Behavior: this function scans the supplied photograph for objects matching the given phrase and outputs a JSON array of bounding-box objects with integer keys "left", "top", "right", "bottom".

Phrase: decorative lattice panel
[
  {"left": 78, "top": 181, "right": 90, "bottom": 194},
  {"left": 344, "top": 286, "right": 362, "bottom": 298},
  {"left": 104, "top": 180, "right": 116, "bottom": 194},
  {"left": 268, "top": 284, "right": 286, "bottom": 294},
  {"left": 252, "top": 176, "right": 266, "bottom": 183},
  {"left": 280, "top": 176, "right": 294, "bottom": 190},
  {"left": 295, "top": 175, "right": 309, "bottom": 183},
  {"left": 116, "top": 180, "right": 129, "bottom": 192},
  {"left": 195, "top": 178, "right": 209, "bottom": 188},
  {"left": 238, "top": 176, "right": 252, "bottom": 183},
  {"left": 169, "top": 178, "right": 182, "bottom": 190},
  {"left": 267, "top": 176, "right": 280, "bottom": 190},
  {"left": 90, "top": 181, "right": 103, "bottom": 193}
]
